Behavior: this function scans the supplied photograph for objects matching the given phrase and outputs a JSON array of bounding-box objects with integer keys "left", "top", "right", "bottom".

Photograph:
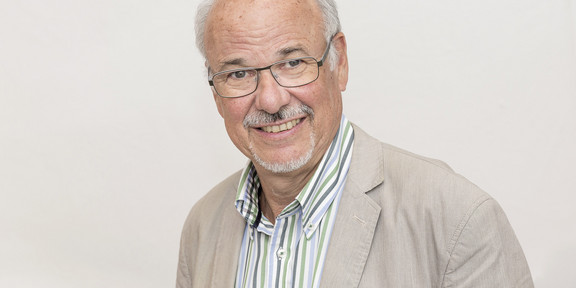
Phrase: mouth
[{"left": 259, "top": 118, "right": 301, "bottom": 133}]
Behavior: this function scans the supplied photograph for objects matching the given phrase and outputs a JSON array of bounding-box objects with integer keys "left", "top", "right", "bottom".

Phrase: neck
[{"left": 256, "top": 161, "right": 320, "bottom": 224}]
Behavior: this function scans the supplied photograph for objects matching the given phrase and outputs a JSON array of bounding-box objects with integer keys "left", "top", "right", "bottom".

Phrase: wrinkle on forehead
[
  {"left": 209, "top": 0, "right": 320, "bottom": 35},
  {"left": 204, "top": 0, "right": 325, "bottom": 70}
]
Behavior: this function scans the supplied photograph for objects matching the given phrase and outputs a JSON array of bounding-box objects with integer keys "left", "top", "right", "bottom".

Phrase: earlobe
[{"left": 333, "top": 33, "right": 349, "bottom": 92}]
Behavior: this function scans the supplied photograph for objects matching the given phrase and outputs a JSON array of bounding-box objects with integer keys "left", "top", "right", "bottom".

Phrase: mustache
[{"left": 243, "top": 104, "right": 314, "bottom": 128}]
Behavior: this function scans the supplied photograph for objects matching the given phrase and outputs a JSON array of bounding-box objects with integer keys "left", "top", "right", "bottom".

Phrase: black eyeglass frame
[{"left": 208, "top": 36, "right": 334, "bottom": 98}]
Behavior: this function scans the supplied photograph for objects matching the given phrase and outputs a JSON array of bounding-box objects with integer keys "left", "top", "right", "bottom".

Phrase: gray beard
[{"left": 250, "top": 131, "right": 315, "bottom": 174}]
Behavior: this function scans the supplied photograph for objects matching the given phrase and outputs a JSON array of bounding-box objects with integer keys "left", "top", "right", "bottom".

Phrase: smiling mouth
[{"left": 260, "top": 119, "right": 301, "bottom": 133}]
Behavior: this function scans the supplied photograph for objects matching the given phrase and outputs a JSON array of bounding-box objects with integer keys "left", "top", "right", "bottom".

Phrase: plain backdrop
[{"left": 1, "top": 0, "right": 575, "bottom": 287}]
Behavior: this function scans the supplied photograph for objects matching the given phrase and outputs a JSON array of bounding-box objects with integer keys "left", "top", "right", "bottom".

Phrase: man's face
[{"left": 204, "top": 0, "right": 348, "bottom": 175}]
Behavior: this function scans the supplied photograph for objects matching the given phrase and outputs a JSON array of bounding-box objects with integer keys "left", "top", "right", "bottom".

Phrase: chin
[
  {"left": 252, "top": 147, "right": 314, "bottom": 174},
  {"left": 250, "top": 133, "right": 316, "bottom": 174}
]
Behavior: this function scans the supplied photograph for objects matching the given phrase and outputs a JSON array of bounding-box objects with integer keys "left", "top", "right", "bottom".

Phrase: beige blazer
[{"left": 177, "top": 125, "right": 533, "bottom": 287}]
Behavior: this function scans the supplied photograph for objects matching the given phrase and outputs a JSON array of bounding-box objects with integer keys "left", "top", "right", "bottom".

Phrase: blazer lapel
[{"left": 320, "top": 125, "right": 385, "bottom": 287}]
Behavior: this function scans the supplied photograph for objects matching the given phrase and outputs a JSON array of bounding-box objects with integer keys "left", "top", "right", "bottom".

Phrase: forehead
[{"left": 204, "top": 0, "right": 325, "bottom": 69}]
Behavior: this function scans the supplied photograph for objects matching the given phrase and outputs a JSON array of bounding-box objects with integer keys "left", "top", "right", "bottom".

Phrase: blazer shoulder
[
  {"left": 382, "top": 141, "right": 490, "bottom": 211},
  {"left": 381, "top": 141, "right": 454, "bottom": 173},
  {"left": 194, "top": 170, "right": 242, "bottom": 211},
  {"left": 178, "top": 170, "right": 246, "bottom": 287},
  {"left": 181, "top": 170, "right": 243, "bottom": 236}
]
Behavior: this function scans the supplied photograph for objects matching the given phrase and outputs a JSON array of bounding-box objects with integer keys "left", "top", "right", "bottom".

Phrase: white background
[{"left": 1, "top": 0, "right": 575, "bottom": 287}]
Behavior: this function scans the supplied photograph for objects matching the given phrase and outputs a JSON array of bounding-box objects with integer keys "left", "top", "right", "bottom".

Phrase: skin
[{"left": 204, "top": 0, "right": 349, "bottom": 223}]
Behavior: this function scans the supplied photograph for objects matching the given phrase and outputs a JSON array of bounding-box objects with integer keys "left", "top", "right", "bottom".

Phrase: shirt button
[{"left": 276, "top": 248, "right": 286, "bottom": 260}]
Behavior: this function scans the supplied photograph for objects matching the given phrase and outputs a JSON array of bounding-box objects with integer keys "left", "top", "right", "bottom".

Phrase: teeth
[{"left": 261, "top": 119, "right": 300, "bottom": 133}]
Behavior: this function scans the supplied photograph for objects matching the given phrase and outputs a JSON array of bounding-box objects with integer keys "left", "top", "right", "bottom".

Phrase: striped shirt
[{"left": 234, "top": 115, "right": 355, "bottom": 288}]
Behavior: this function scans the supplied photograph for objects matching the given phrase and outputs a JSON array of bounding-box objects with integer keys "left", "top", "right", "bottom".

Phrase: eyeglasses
[{"left": 208, "top": 38, "right": 333, "bottom": 98}]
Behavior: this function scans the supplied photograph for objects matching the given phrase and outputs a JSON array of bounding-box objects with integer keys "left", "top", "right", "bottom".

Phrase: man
[{"left": 177, "top": 0, "right": 534, "bottom": 287}]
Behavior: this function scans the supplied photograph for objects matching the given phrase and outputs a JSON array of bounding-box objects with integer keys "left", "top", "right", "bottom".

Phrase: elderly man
[{"left": 177, "top": 0, "right": 534, "bottom": 287}]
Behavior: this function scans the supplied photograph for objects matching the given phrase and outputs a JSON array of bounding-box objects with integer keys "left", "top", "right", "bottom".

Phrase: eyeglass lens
[{"left": 212, "top": 57, "right": 320, "bottom": 98}]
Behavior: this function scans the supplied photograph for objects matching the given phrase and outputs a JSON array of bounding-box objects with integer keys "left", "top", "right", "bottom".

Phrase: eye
[
  {"left": 230, "top": 70, "right": 247, "bottom": 79},
  {"left": 286, "top": 59, "right": 302, "bottom": 68},
  {"left": 225, "top": 69, "right": 257, "bottom": 81}
]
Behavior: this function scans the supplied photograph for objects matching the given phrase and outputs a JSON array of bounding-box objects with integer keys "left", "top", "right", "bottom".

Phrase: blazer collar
[
  {"left": 344, "top": 124, "right": 386, "bottom": 195},
  {"left": 320, "top": 124, "right": 384, "bottom": 287}
]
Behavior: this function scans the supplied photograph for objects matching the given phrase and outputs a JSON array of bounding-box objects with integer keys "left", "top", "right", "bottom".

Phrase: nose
[{"left": 253, "top": 69, "right": 291, "bottom": 114}]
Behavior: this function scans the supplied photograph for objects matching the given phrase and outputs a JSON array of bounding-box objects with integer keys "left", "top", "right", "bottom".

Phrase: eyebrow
[
  {"left": 211, "top": 58, "right": 247, "bottom": 74},
  {"left": 216, "top": 46, "right": 311, "bottom": 72},
  {"left": 278, "top": 47, "right": 307, "bottom": 57},
  {"left": 217, "top": 58, "right": 247, "bottom": 71}
]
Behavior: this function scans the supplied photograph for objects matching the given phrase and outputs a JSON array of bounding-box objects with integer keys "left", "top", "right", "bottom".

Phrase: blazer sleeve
[
  {"left": 441, "top": 198, "right": 534, "bottom": 287},
  {"left": 176, "top": 241, "right": 192, "bottom": 288},
  {"left": 176, "top": 210, "right": 195, "bottom": 288}
]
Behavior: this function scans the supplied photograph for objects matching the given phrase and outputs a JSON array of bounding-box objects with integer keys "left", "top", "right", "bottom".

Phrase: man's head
[
  {"left": 196, "top": 0, "right": 349, "bottom": 176},
  {"left": 195, "top": 0, "right": 342, "bottom": 65}
]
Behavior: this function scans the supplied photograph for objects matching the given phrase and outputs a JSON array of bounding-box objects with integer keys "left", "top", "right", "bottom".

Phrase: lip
[{"left": 251, "top": 116, "right": 306, "bottom": 137}]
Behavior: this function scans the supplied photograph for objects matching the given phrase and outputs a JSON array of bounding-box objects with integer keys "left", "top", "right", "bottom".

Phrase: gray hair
[{"left": 195, "top": 0, "right": 342, "bottom": 70}]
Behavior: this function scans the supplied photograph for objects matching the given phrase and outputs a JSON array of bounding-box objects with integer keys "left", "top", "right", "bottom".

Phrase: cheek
[
  {"left": 304, "top": 77, "right": 342, "bottom": 113},
  {"left": 219, "top": 98, "right": 253, "bottom": 134},
  {"left": 305, "top": 79, "right": 343, "bottom": 134},
  {"left": 218, "top": 97, "right": 246, "bottom": 120}
]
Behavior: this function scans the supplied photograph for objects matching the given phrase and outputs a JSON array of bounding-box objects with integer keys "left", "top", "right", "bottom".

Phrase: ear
[{"left": 332, "top": 32, "right": 349, "bottom": 92}]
